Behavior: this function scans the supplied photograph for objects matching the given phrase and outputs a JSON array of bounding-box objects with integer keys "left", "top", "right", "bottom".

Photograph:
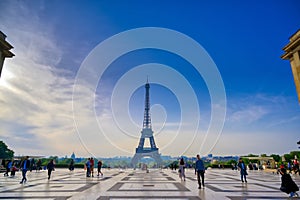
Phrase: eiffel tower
[{"left": 131, "top": 81, "right": 162, "bottom": 168}]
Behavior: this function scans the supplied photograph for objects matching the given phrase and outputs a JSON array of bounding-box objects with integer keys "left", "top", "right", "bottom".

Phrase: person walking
[
  {"left": 195, "top": 154, "right": 205, "bottom": 189},
  {"left": 280, "top": 168, "right": 299, "bottom": 197},
  {"left": 90, "top": 157, "right": 94, "bottom": 177},
  {"left": 97, "top": 160, "right": 103, "bottom": 177},
  {"left": 178, "top": 158, "right": 186, "bottom": 181},
  {"left": 288, "top": 161, "right": 292, "bottom": 174},
  {"left": 20, "top": 156, "right": 30, "bottom": 184},
  {"left": 10, "top": 163, "right": 17, "bottom": 177},
  {"left": 36, "top": 159, "right": 42, "bottom": 172},
  {"left": 85, "top": 158, "right": 91, "bottom": 177},
  {"left": 69, "top": 159, "right": 74, "bottom": 171},
  {"left": 30, "top": 158, "right": 35, "bottom": 172},
  {"left": 237, "top": 158, "right": 248, "bottom": 183},
  {"left": 294, "top": 159, "right": 299, "bottom": 175},
  {"left": 47, "top": 159, "right": 55, "bottom": 180},
  {"left": 4, "top": 160, "right": 12, "bottom": 177}
]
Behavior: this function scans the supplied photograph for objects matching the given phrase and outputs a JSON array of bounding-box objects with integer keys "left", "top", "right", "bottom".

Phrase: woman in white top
[{"left": 179, "top": 158, "right": 186, "bottom": 181}]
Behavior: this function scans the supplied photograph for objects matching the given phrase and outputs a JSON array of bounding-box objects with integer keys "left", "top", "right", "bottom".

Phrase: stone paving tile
[{"left": 0, "top": 168, "right": 299, "bottom": 199}]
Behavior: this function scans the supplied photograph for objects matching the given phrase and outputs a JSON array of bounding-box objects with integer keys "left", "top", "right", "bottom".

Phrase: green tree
[
  {"left": 49, "top": 156, "right": 59, "bottom": 164},
  {"left": 283, "top": 154, "right": 293, "bottom": 162},
  {"left": 270, "top": 154, "right": 281, "bottom": 162},
  {"left": 59, "top": 158, "right": 73, "bottom": 165},
  {"left": 289, "top": 151, "right": 300, "bottom": 160},
  {"left": 242, "top": 158, "right": 250, "bottom": 165},
  {"left": 0, "top": 141, "right": 14, "bottom": 159},
  {"left": 226, "top": 159, "right": 237, "bottom": 165}
]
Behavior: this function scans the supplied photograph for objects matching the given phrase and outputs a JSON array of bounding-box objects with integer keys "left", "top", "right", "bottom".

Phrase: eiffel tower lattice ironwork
[{"left": 131, "top": 81, "right": 162, "bottom": 167}]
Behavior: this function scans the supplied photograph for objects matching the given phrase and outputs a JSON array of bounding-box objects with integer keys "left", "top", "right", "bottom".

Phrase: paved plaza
[{"left": 0, "top": 168, "right": 299, "bottom": 199}]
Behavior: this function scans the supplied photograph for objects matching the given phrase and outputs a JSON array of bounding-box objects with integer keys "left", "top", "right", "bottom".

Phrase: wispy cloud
[
  {"left": 228, "top": 105, "right": 268, "bottom": 124},
  {"left": 266, "top": 115, "right": 300, "bottom": 129},
  {"left": 226, "top": 93, "right": 289, "bottom": 124},
  {"left": 223, "top": 92, "right": 300, "bottom": 144},
  {"left": 0, "top": 2, "right": 81, "bottom": 156}
]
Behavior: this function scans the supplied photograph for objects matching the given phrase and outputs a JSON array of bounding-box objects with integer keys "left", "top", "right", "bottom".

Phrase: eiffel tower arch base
[{"left": 131, "top": 150, "right": 162, "bottom": 168}]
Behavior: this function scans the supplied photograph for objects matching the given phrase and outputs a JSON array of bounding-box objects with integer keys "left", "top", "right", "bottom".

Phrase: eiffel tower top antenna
[{"left": 143, "top": 77, "right": 151, "bottom": 129}]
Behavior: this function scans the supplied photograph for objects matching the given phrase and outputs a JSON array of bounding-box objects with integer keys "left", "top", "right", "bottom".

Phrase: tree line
[{"left": 1, "top": 140, "right": 299, "bottom": 169}]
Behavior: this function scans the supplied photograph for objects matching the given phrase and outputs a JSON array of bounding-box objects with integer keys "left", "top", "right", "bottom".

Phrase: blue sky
[{"left": 0, "top": 0, "right": 299, "bottom": 158}]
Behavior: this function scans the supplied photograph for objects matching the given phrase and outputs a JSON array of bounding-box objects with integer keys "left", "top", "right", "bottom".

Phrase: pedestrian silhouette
[
  {"left": 178, "top": 158, "right": 186, "bottom": 181},
  {"left": 237, "top": 158, "right": 248, "bottom": 183},
  {"left": 280, "top": 168, "right": 299, "bottom": 197},
  {"left": 195, "top": 154, "right": 205, "bottom": 189},
  {"left": 20, "top": 156, "right": 30, "bottom": 184},
  {"left": 47, "top": 159, "right": 55, "bottom": 180}
]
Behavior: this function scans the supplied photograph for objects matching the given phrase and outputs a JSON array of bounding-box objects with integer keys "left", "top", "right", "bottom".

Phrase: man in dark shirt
[
  {"left": 195, "top": 154, "right": 205, "bottom": 189},
  {"left": 20, "top": 156, "right": 30, "bottom": 184}
]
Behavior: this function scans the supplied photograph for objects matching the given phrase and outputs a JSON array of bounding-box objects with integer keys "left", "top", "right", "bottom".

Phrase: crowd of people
[
  {"left": 286, "top": 159, "right": 300, "bottom": 175},
  {"left": 173, "top": 155, "right": 299, "bottom": 198},
  {"left": 2, "top": 155, "right": 299, "bottom": 197},
  {"left": 84, "top": 157, "right": 103, "bottom": 177},
  {"left": 1, "top": 156, "right": 104, "bottom": 183}
]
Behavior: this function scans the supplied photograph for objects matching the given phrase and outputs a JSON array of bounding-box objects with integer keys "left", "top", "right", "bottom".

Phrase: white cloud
[
  {"left": 0, "top": 2, "right": 82, "bottom": 156},
  {"left": 226, "top": 93, "right": 279, "bottom": 124},
  {"left": 0, "top": 54, "right": 77, "bottom": 156},
  {"left": 228, "top": 105, "right": 268, "bottom": 124}
]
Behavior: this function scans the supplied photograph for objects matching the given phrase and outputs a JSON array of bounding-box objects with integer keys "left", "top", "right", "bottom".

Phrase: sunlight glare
[{"left": 0, "top": 67, "right": 15, "bottom": 88}]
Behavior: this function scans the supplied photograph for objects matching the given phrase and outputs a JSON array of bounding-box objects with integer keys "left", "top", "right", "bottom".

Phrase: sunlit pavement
[{"left": 0, "top": 168, "right": 299, "bottom": 199}]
